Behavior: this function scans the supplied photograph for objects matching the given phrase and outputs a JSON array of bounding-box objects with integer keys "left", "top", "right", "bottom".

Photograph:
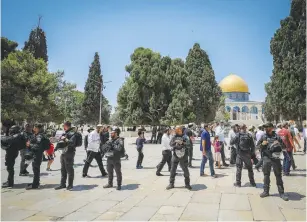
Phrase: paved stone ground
[{"left": 1, "top": 135, "right": 306, "bottom": 221}]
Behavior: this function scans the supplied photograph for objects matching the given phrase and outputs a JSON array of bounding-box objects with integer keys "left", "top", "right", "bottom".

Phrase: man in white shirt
[
  {"left": 82, "top": 125, "right": 107, "bottom": 177},
  {"left": 215, "top": 121, "right": 229, "bottom": 167},
  {"left": 156, "top": 128, "right": 172, "bottom": 176}
]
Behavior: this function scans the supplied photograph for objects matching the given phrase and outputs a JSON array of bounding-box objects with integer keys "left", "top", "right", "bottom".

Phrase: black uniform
[
  {"left": 230, "top": 132, "right": 256, "bottom": 186},
  {"left": 167, "top": 134, "right": 191, "bottom": 189},
  {"left": 103, "top": 137, "right": 124, "bottom": 189},
  {"left": 2, "top": 129, "right": 26, "bottom": 188},
  {"left": 151, "top": 126, "right": 157, "bottom": 143},
  {"left": 20, "top": 131, "right": 33, "bottom": 175},
  {"left": 57, "top": 128, "right": 77, "bottom": 189},
  {"left": 185, "top": 129, "right": 194, "bottom": 167},
  {"left": 28, "top": 133, "right": 47, "bottom": 189},
  {"left": 257, "top": 132, "right": 286, "bottom": 198}
]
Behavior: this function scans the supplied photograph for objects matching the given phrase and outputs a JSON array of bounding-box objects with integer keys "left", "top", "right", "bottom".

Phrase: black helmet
[{"left": 9, "top": 125, "right": 21, "bottom": 135}]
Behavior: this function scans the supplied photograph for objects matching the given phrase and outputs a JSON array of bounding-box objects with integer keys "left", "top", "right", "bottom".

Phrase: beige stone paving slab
[
  {"left": 77, "top": 200, "right": 119, "bottom": 213},
  {"left": 95, "top": 211, "right": 125, "bottom": 221},
  {"left": 25, "top": 198, "right": 64, "bottom": 211},
  {"left": 235, "top": 186, "right": 262, "bottom": 195},
  {"left": 150, "top": 205, "right": 185, "bottom": 220},
  {"left": 137, "top": 192, "right": 172, "bottom": 207},
  {"left": 22, "top": 213, "right": 60, "bottom": 221},
  {"left": 215, "top": 185, "right": 236, "bottom": 194},
  {"left": 118, "top": 206, "right": 159, "bottom": 221},
  {"left": 280, "top": 208, "right": 306, "bottom": 221},
  {"left": 150, "top": 213, "right": 182, "bottom": 221},
  {"left": 1, "top": 209, "right": 38, "bottom": 221},
  {"left": 218, "top": 209, "right": 254, "bottom": 221},
  {"left": 39, "top": 199, "right": 89, "bottom": 217},
  {"left": 274, "top": 195, "right": 306, "bottom": 210},
  {"left": 61, "top": 211, "right": 101, "bottom": 221},
  {"left": 110, "top": 196, "right": 146, "bottom": 213},
  {"left": 180, "top": 203, "right": 219, "bottom": 221},
  {"left": 249, "top": 195, "right": 285, "bottom": 221},
  {"left": 220, "top": 193, "right": 251, "bottom": 210},
  {"left": 163, "top": 191, "right": 193, "bottom": 207},
  {"left": 191, "top": 192, "right": 221, "bottom": 204},
  {"left": 99, "top": 189, "right": 134, "bottom": 201}
]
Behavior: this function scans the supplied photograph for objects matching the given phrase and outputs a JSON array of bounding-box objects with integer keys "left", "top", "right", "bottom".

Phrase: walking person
[
  {"left": 257, "top": 122, "right": 288, "bottom": 201},
  {"left": 230, "top": 124, "right": 256, "bottom": 188},
  {"left": 84, "top": 127, "right": 95, "bottom": 166},
  {"left": 156, "top": 128, "right": 172, "bottom": 176},
  {"left": 213, "top": 136, "right": 222, "bottom": 169},
  {"left": 303, "top": 123, "right": 307, "bottom": 154},
  {"left": 228, "top": 125, "right": 238, "bottom": 165},
  {"left": 200, "top": 124, "right": 217, "bottom": 178},
  {"left": 278, "top": 122, "right": 294, "bottom": 176},
  {"left": 136, "top": 131, "right": 146, "bottom": 169},
  {"left": 255, "top": 124, "right": 265, "bottom": 171},
  {"left": 215, "top": 121, "right": 229, "bottom": 167},
  {"left": 82, "top": 125, "right": 107, "bottom": 177},
  {"left": 151, "top": 126, "right": 157, "bottom": 144}
]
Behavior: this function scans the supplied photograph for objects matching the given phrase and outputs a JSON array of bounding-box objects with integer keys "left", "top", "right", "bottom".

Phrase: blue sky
[{"left": 2, "top": 0, "right": 291, "bottom": 109}]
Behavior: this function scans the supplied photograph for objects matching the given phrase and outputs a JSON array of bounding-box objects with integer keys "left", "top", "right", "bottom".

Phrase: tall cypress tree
[
  {"left": 265, "top": 0, "right": 306, "bottom": 121},
  {"left": 185, "top": 43, "right": 221, "bottom": 124},
  {"left": 24, "top": 17, "right": 48, "bottom": 63},
  {"left": 82, "top": 52, "right": 103, "bottom": 124}
]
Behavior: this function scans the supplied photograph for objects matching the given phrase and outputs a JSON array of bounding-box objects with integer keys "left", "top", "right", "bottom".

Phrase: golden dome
[{"left": 219, "top": 74, "right": 249, "bottom": 93}]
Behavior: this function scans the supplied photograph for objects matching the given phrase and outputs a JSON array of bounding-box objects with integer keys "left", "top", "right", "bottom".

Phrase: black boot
[
  {"left": 233, "top": 182, "right": 241, "bottom": 187},
  {"left": 250, "top": 181, "right": 256, "bottom": 187},
  {"left": 260, "top": 186, "right": 270, "bottom": 198},
  {"left": 185, "top": 178, "right": 192, "bottom": 190},
  {"left": 166, "top": 184, "right": 174, "bottom": 190},
  {"left": 55, "top": 184, "right": 66, "bottom": 190},
  {"left": 67, "top": 179, "right": 73, "bottom": 191},
  {"left": 103, "top": 184, "right": 113, "bottom": 188},
  {"left": 2, "top": 182, "right": 13, "bottom": 188},
  {"left": 280, "top": 193, "right": 289, "bottom": 201}
]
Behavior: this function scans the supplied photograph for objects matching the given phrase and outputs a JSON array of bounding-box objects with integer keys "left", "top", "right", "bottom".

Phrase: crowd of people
[{"left": 1, "top": 119, "right": 306, "bottom": 202}]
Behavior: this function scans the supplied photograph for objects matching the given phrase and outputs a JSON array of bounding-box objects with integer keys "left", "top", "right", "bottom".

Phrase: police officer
[
  {"left": 19, "top": 124, "right": 33, "bottom": 176},
  {"left": 26, "top": 123, "right": 48, "bottom": 190},
  {"left": 185, "top": 123, "right": 194, "bottom": 168},
  {"left": 257, "top": 122, "right": 288, "bottom": 201},
  {"left": 166, "top": 126, "right": 191, "bottom": 190},
  {"left": 83, "top": 125, "right": 107, "bottom": 177},
  {"left": 103, "top": 128, "right": 124, "bottom": 190},
  {"left": 230, "top": 124, "right": 256, "bottom": 187},
  {"left": 228, "top": 125, "right": 238, "bottom": 165},
  {"left": 1, "top": 125, "right": 26, "bottom": 188},
  {"left": 55, "top": 121, "right": 77, "bottom": 191}
]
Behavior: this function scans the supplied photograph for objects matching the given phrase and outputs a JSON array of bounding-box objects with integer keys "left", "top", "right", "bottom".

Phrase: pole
[{"left": 99, "top": 84, "right": 102, "bottom": 124}]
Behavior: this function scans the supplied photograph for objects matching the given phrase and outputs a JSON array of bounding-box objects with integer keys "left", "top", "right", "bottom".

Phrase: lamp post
[{"left": 88, "top": 78, "right": 112, "bottom": 124}]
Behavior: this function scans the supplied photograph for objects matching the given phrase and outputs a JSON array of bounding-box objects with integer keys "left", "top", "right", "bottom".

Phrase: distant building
[{"left": 219, "top": 74, "right": 264, "bottom": 121}]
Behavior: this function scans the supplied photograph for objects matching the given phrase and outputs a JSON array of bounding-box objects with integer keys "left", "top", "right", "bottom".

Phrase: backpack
[
  {"left": 238, "top": 133, "right": 252, "bottom": 151},
  {"left": 74, "top": 132, "right": 83, "bottom": 147},
  {"left": 41, "top": 135, "right": 51, "bottom": 151}
]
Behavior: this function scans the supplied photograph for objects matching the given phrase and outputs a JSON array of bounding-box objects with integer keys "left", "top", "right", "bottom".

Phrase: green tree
[
  {"left": 1, "top": 50, "right": 60, "bottom": 122},
  {"left": 266, "top": 0, "right": 306, "bottom": 121},
  {"left": 1, "top": 37, "right": 18, "bottom": 60},
  {"left": 24, "top": 18, "right": 48, "bottom": 63},
  {"left": 82, "top": 52, "right": 109, "bottom": 124},
  {"left": 185, "top": 43, "right": 222, "bottom": 124}
]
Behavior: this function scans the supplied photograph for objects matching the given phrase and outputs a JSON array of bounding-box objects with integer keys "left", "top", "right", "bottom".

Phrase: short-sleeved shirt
[
  {"left": 278, "top": 128, "right": 293, "bottom": 151},
  {"left": 46, "top": 143, "right": 54, "bottom": 155},
  {"left": 200, "top": 130, "right": 211, "bottom": 151}
]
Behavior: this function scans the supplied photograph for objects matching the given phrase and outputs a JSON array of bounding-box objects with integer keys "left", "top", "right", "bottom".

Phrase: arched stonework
[
  {"left": 242, "top": 106, "right": 249, "bottom": 113},
  {"left": 250, "top": 106, "right": 258, "bottom": 114},
  {"left": 225, "top": 106, "right": 231, "bottom": 112}
]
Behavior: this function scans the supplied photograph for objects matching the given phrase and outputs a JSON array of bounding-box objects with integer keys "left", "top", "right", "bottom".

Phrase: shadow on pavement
[
  {"left": 215, "top": 173, "right": 228, "bottom": 178},
  {"left": 71, "top": 184, "right": 98, "bottom": 191},
  {"left": 191, "top": 184, "right": 207, "bottom": 191},
  {"left": 271, "top": 192, "right": 306, "bottom": 201},
  {"left": 289, "top": 173, "right": 307, "bottom": 177},
  {"left": 7, "top": 183, "right": 58, "bottom": 189},
  {"left": 141, "top": 167, "right": 157, "bottom": 170},
  {"left": 121, "top": 184, "right": 140, "bottom": 190}
]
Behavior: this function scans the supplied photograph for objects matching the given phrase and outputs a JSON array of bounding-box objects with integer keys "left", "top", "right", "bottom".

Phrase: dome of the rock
[{"left": 219, "top": 74, "right": 249, "bottom": 93}]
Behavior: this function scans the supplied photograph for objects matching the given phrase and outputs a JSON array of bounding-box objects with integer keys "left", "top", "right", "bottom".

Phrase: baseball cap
[{"left": 263, "top": 122, "right": 274, "bottom": 128}]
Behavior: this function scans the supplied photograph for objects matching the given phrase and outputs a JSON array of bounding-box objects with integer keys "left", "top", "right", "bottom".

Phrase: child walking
[
  {"left": 136, "top": 131, "right": 146, "bottom": 169},
  {"left": 213, "top": 136, "right": 222, "bottom": 169},
  {"left": 45, "top": 142, "right": 55, "bottom": 171}
]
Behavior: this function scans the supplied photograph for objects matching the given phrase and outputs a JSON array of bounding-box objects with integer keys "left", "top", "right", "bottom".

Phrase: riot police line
[{"left": 0, "top": 121, "right": 296, "bottom": 201}]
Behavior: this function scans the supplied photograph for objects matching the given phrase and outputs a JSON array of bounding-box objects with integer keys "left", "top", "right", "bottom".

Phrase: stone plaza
[{"left": 1, "top": 134, "right": 306, "bottom": 221}]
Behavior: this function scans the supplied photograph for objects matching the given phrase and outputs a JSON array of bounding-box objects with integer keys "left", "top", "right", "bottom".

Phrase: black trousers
[
  {"left": 262, "top": 156, "right": 284, "bottom": 194},
  {"left": 221, "top": 143, "right": 227, "bottom": 165},
  {"left": 5, "top": 151, "right": 18, "bottom": 186},
  {"left": 60, "top": 152, "right": 75, "bottom": 186},
  {"left": 188, "top": 146, "right": 193, "bottom": 166},
  {"left": 151, "top": 134, "right": 157, "bottom": 143},
  {"left": 20, "top": 149, "right": 29, "bottom": 174},
  {"left": 156, "top": 150, "right": 171, "bottom": 173},
  {"left": 290, "top": 152, "right": 296, "bottom": 169},
  {"left": 107, "top": 158, "right": 122, "bottom": 186},
  {"left": 236, "top": 151, "right": 255, "bottom": 184},
  {"left": 170, "top": 154, "right": 190, "bottom": 185},
  {"left": 136, "top": 148, "right": 144, "bottom": 167},
  {"left": 83, "top": 151, "right": 106, "bottom": 176},
  {"left": 156, "top": 133, "right": 163, "bottom": 144},
  {"left": 304, "top": 138, "right": 306, "bottom": 153},
  {"left": 32, "top": 155, "right": 42, "bottom": 187},
  {"left": 230, "top": 146, "right": 237, "bottom": 164}
]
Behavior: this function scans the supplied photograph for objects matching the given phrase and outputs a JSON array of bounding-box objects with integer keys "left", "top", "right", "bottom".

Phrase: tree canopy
[
  {"left": 265, "top": 0, "right": 306, "bottom": 121},
  {"left": 117, "top": 44, "right": 221, "bottom": 125},
  {"left": 1, "top": 37, "right": 18, "bottom": 60}
]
